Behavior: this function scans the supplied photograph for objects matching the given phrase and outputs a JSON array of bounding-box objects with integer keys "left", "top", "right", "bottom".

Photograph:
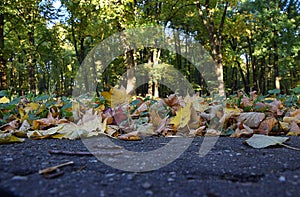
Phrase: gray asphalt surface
[{"left": 1, "top": 136, "right": 300, "bottom": 197}]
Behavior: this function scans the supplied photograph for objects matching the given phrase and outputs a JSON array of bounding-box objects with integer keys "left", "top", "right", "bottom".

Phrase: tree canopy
[{"left": 0, "top": 0, "right": 299, "bottom": 97}]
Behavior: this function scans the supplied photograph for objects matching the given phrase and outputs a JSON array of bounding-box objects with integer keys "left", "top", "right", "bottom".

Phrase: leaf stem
[{"left": 280, "top": 143, "right": 300, "bottom": 151}]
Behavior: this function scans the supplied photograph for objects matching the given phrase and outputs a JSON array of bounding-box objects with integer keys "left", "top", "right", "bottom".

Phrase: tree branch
[{"left": 219, "top": 0, "right": 229, "bottom": 40}]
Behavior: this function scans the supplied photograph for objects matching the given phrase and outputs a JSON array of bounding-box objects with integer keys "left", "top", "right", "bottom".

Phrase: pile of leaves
[{"left": 0, "top": 88, "right": 300, "bottom": 144}]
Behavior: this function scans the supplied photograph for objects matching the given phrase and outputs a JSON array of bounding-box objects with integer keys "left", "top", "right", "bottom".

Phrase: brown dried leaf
[
  {"left": 113, "top": 107, "right": 130, "bottom": 126},
  {"left": 230, "top": 123, "right": 253, "bottom": 138},
  {"left": 149, "top": 110, "right": 168, "bottom": 134},
  {"left": 163, "top": 94, "right": 183, "bottom": 115},
  {"left": 237, "top": 112, "right": 266, "bottom": 128},
  {"left": 106, "top": 125, "right": 120, "bottom": 137},
  {"left": 255, "top": 117, "right": 278, "bottom": 135},
  {"left": 118, "top": 131, "right": 141, "bottom": 141},
  {"left": 0, "top": 120, "right": 20, "bottom": 131},
  {"left": 290, "top": 109, "right": 300, "bottom": 118},
  {"left": 33, "top": 114, "right": 68, "bottom": 130},
  {"left": 131, "top": 101, "right": 149, "bottom": 117},
  {"left": 267, "top": 99, "right": 284, "bottom": 116},
  {"left": 188, "top": 126, "right": 206, "bottom": 137},
  {"left": 287, "top": 121, "right": 300, "bottom": 136}
]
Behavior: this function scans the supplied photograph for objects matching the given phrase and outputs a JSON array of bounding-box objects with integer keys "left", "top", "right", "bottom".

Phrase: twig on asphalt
[
  {"left": 39, "top": 161, "right": 74, "bottom": 175},
  {"left": 45, "top": 171, "right": 65, "bottom": 179},
  {"left": 48, "top": 150, "right": 123, "bottom": 156}
]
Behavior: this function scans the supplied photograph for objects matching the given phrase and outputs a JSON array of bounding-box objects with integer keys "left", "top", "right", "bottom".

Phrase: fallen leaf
[
  {"left": 188, "top": 126, "right": 206, "bottom": 137},
  {"left": 170, "top": 98, "right": 191, "bottom": 129},
  {"left": 112, "top": 106, "right": 130, "bottom": 126},
  {"left": 102, "top": 86, "right": 129, "bottom": 108},
  {"left": 282, "top": 117, "right": 300, "bottom": 124},
  {"left": 287, "top": 121, "right": 300, "bottom": 136},
  {"left": 28, "top": 112, "right": 106, "bottom": 140},
  {"left": 237, "top": 112, "right": 265, "bottom": 128},
  {"left": 244, "top": 134, "right": 289, "bottom": 149},
  {"left": 267, "top": 99, "right": 284, "bottom": 116},
  {"left": 279, "top": 121, "right": 290, "bottom": 133},
  {"left": 118, "top": 131, "right": 141, "bottom": 141},
  {"left": 256, "top": 117, "right": 278, "bottom": 135},
  {"left": 106, "top": 125, "right": 120, "bottom": 137},
  {"left": 230, "top": 123, "right": 253, "bottom": 138},
  {"left": 0, "top": 133, "right": 25, "bottom": 144},
  {"left": 19, "top": 120, "right": 31, "bottom": 132},
  {"left": 24, "top": 102, "right": 39, "bottom": 113},
  {"left": 190, "top": 94, "right": 209, "bottom": 112},
  {"left": 32, "top": 111, "right": 68, "bottom": 130},
  {"left": 203, "top": 129, "right": 221, "bottom": 136},
  {"left": 136, "top": 124, "right": 156, "bottom": 136},
  {"left": 290, "top": 109, "right": 300, "bottom": 118},
  {"left": 0, "top": 120, "right": 20, "bottom": 131},
  {"left": 0, "top": 96, "right": 10, "bottom": 103},
  {"left": 131, "top": 101, "right": 149, "bottom": 117},
  {"left": 149, "top": 110, "right": 168, "bottom": 134},
  {"left": 254, "top": 102, "right": 268, "bottom": 112},
  {"left": 240, "top": 96, "right": 253, "bottom": 108},
  {"left": 163, "top": 94, "right": 183, "bottom": 115}
]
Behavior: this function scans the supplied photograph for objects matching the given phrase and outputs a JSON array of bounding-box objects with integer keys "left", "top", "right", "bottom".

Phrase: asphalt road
[{"left": 1, "top": 136, "right": 300, "bottom": 197}]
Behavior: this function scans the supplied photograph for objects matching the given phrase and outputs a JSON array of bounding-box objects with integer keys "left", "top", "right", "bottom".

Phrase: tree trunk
[
  {"left": 153, "top": 48, "right": 160, "bottom": 98},
  {"left": 0, "top": 1, "right": 7, "bottom": 90},
  {"left": 273, "top": 40, "right": 279, "bottom": 90},
  {"left": 247, "top": 36, "right": 257, "bottom": 90},
  {"left": 197, "top": 0, "right": 228, "bottom": 97},
  {"left": 28, "top": 29, "right": 36, "bottom": 93},
  {"left": 147, "top": 49, "right": 153, "bottom": 96},
  {"left": 174, "top": 29, "right": 182, "bottom": 70},
  {"left": 125, "top": 50, "right": 136, "bottom": 95},
  {"left": 236, "top": 61, "right": 248, "bottom": 92}
]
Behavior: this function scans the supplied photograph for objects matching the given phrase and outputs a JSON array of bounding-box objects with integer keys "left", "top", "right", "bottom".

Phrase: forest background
[{"left": 0, "top": 0, "right": 299, "bottom": 98}]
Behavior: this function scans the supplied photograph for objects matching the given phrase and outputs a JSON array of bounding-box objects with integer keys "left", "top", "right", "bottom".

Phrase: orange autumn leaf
[{"left": 32, "top": 111, "right": 68, "bottom": 130}]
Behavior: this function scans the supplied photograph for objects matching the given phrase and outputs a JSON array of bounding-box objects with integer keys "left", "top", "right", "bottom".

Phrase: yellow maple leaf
[
  {"left": 102, "top": 86, "right": 129, "bottom": 108},
  {"left": 24, "top": 102, "right": 39, "bottom": 113},
  {"left": 0, "top": 133, "right": 25, "bottom": 144},
  {"left": 170, "top": 97, "right": 191, "bottom": 129},
  {"left": 0, "top": 96, "right": 10, "bottom": 103}
]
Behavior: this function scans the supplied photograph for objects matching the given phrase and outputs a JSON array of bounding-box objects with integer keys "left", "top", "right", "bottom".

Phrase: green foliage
[
  {"left": 0, "top": 0, "right": 299, "bottom": 98},
  {"left": 268, "top": 89, "right": 281, "bottom": 95}
]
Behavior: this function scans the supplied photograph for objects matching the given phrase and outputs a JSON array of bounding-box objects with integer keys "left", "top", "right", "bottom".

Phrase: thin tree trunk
[
  {"left": 147, "top": 49, "right": 153, "bottom": 96},
  {"left": 28, "top": 28, "right": 36, "bottom": 93},
  {"left": 196, "top": 0, "right": 228, "bottom": 97},
  {"left": 247, "top": 36, "right": 257, "bottom": 90},
  {"left": 153, "top": 48, "right": 161, "bottom": 98},
  {"left": 0, "top": 1, "right": 7, "bottom": 90},
  {"left": 174, "top": 29, "right": 182, "bottom": 70},
  {"left": 273, "top": 40, "right": 279, "bottom": 90},
  {"left": 236, "top": 61, "right": 248, "bottom": 92},
  {"left": 245, "top": 53, "right": 251, "bottom": 93}
]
